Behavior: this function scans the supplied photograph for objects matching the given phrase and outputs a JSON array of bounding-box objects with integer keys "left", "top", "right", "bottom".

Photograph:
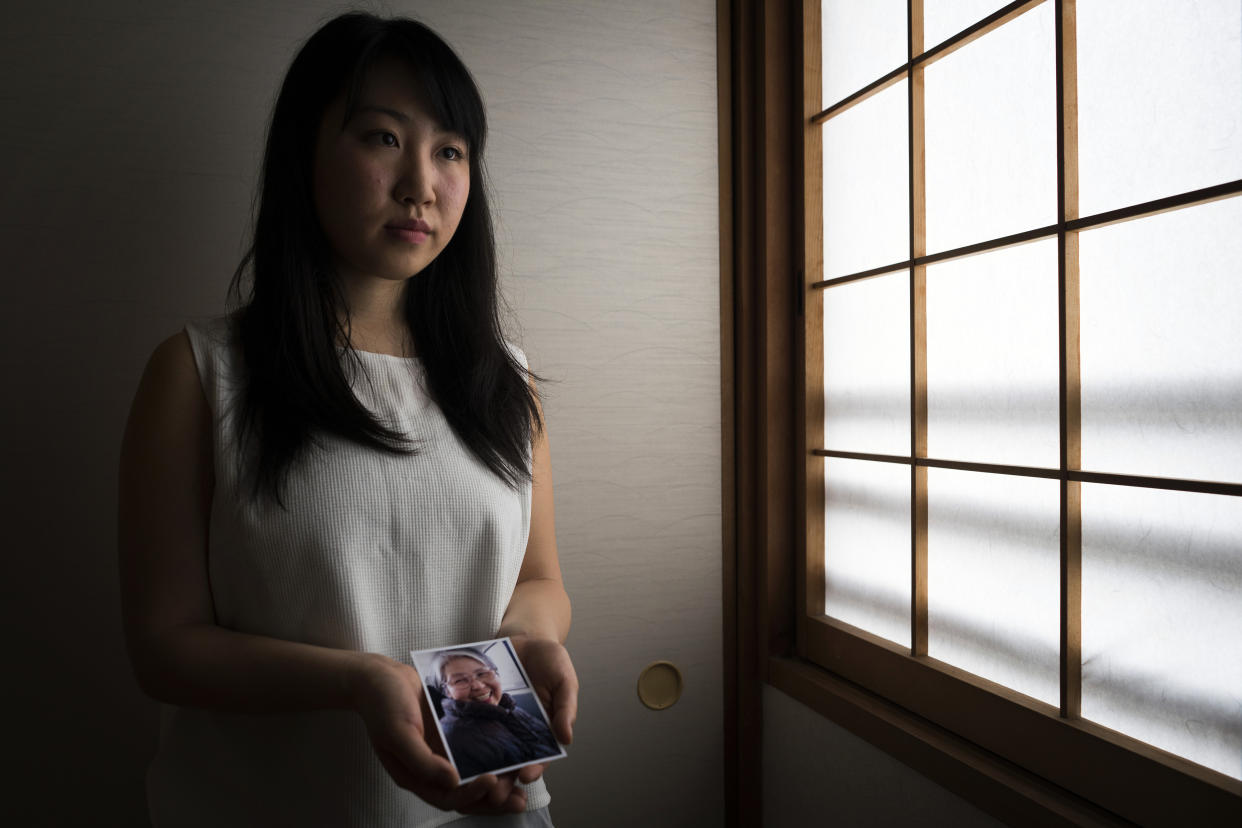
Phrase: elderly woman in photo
[{"left": 434, "top": 648, "right": 561, "bottom": 780}]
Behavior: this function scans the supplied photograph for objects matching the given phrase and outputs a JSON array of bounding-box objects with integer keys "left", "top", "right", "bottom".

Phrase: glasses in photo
[{"left": 445, "top": 668, "right": 496, "bottom": 689}]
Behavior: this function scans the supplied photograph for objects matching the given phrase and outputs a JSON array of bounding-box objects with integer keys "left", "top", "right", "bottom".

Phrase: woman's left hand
[{"left": 507, "top": 635, "right": 578, "bottom": 783}]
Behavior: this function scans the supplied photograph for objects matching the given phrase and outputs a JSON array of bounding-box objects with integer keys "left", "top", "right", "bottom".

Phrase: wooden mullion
[
  {"left": 802, "top": 0, "right": 825, "bottom": 628},
  {"left": 1065, "top": 178, "right": 1242, "bottom": 232},
  {"left": 814, "top": 452, "right": 1242, "bottom": 497},
  {"left": 723, "top": 0, "right": 759, "bottom": 824},
  {"left": 813, "top": 179, "right": 1242, "bottom": 290},
  {"left": 799, "top": 619, "right": 1242, "bottom": 827},
  {"left": 909, "top": 0, "right": 929, "bottom": 657},
  {"left": 1056, "top": 0, "right": 1083, "bottom": 721},
  {"left": 811, "top": 0, "right": 1046, "bottom": 125},
  {"left": 914, "top": 0, "right": 1045, "bottom": 69},
  {"left": 1072, "top": 470, "right": 1242, "bottom": 497}
]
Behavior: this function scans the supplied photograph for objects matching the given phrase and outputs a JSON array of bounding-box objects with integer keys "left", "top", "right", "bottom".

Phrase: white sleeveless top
[{"left": 148, "top": 316, "right": 548, "bottom": 827}]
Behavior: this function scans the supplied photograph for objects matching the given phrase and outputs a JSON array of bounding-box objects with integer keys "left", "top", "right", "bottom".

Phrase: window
[{"left": 727, "top": 0, "right": 1242, "bottom": 824}]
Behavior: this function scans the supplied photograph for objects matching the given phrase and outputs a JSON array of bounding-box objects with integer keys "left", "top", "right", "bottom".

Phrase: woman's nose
[{"left": 397, "top": 154, "right": 435, "bottom": 205}]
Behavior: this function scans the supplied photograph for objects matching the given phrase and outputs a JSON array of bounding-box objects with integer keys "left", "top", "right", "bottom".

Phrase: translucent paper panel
[
  {"left": 928, "top": 469, "right": 1060, "bottom": 705},
  {"left": 824, "top": 272, "right": 910, "bottom": 454},
  {"left": 822, "top": 0, "right": 907, "bottom": 107},
  {"left": 1077, "top": 0, "right": 1242, "bottom": 216},
  {"left": 923, "top": 0, "right": 1010, "bottom": 50},
  {"left": 926, "top": 239, "right": 1059, "bottom": 466},
  {"left": 824, "top": 458, "right": 912, "bottom": 647},
  {"left": 1082, "top": 484, "right": 1242, "bottom": 780},
  {"left": 924, "top": 4, "right": 1057, "bottom": 253},
  {"left": 824, "top": 79, "right": 909, "bottom": 278},
  {"left": 1080, "top": 197, "right": 1242, "bottom": 483}
]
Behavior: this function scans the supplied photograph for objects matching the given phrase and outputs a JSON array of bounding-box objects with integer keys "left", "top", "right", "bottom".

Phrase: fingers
[
  {"left": 517, "top": 763, "right": 545, "bottom": 785},
  {"left": 552, "top": 673, "right": 578, "bottom": 745},
  {"left": 377, "top": 736, "right": 458, "bottom": 790},
  {"left": 447, "top": 774, "right": 527, "bottom": 815}
]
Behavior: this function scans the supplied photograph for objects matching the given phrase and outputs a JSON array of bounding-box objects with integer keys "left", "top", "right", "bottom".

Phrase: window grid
[{"left": 803, "top": 0, "right": 1242, "bottom": 812}]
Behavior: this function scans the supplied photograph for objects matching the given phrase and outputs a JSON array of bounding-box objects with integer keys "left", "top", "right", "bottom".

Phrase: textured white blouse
[{"left": 147, "top": 316, "right": 546, "bottom": 827}]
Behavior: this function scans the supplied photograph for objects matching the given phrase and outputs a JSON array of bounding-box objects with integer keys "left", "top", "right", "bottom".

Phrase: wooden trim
[
  {"left": 801, "top": 0, "right": 824, "bottom": 626},
  {"left": 802, "top": 618, "right": 1242, "bottom": 827},
  {"left": 812, "top": 180, "right": 1242, "bottom": 289},
  {"left": 915, "top": 0, "right": 1044, "bottom": 68},
  {"left": 770, "top": 656, "right": 1135, "bottom": 828},
  {"left": 811, "top": 260, "right": 910, "bottom": 289},
  {"left": 724, "top": 0, "right": 800, "bottom": 824},
  {"left": 811, "top": 0, "right": 1045, "bottom": 124},
  {"left": 1055, "top": 0, "right": 1083, "bottom": 720},
  {"left": 722, "top": 0, "right": 762, "bottom": 823},
  {"left": 920, "top": 457, "right": 1061, "bottom": 479},
  {"left": 758, "top": 0, "right": 797, "bottom": 671},
  {"left": 1064, "top": 178, "right": 1242, "bottom": 231},
  {"left": 813, "top": 452, "right": 1242, "bottom": 496},
  {"left": 811, "top": 66, "right": 906, "bottom": 124},
  {"left": 814, "top": 449, "right": 908, "bottom": 464},
  {"left": 907, "top": 0, "right": 928, "bottom": 659},
  {"left": 1072, "top": 470, "right": 1242, "bottom": 497},
  {"left": 783, "top": 2, "right": 1242, "bottom": 827},
  {"left": 717, "top": 0, "right": 742, "bottom": 824}
]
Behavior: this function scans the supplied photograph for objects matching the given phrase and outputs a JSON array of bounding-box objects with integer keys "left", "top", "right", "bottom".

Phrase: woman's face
[
  {"left": 441, "top": 655, "right": 502, "bottom": 705},
  {"left": 312, "top": 59, "right": 471, "bottom": 285}
]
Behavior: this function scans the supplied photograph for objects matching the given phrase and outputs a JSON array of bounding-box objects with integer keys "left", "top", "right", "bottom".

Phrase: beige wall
[
  {"left": 1, "top": 1, "right": 720, "bottom": 824},
  {"left": 763, "top": 687, "right": 1005, "bottom": 827}
]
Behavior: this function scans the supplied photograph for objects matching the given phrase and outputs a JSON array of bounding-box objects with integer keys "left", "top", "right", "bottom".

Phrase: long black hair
[{"left": 228, "top": 12, "right": 540, "bottom": 504}]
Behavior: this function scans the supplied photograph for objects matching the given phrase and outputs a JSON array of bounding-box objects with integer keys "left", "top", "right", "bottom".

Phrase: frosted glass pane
[
  {"left": 1082, "top": 484, "right": 1242, "bottom": 780},
  {"left": 924, "top": 0, "right": 1010, "bottom": 50},
  {"left": 824, "top": 79, "right": 909, "bottom": 278},
  {"left": 928, "top": 469, "right": 1060, "bottom": 705},
  {"left": 1078, "top": 0, "right": 1242, "bottom": 216},
  {"left": 824, "top": 458, "right": 911, "bottom": 647},
  {"left": 926, "top": 239, "right": 1059, "bottom": 466},
  {"left": 824, "top": 272, "right": 910, "bottom": 454},
  {"left": 924, "top": 4, "right": 1057, "bottom": 253},
  {"left": 1080, "top": 197, "right": 1242, "bottom": 483},
  {"left": 822, "top": 0, "right": 908, "bottom": 106}
]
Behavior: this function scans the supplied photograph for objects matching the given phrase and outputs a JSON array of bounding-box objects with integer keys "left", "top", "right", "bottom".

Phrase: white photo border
[{"left": 410, "top": 636, "right": 567, "bottom": 784}]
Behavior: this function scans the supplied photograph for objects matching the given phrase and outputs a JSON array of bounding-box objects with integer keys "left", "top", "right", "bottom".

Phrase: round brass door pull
[{"left": 636, "top": 661, "right": 683, "bottom": 710}]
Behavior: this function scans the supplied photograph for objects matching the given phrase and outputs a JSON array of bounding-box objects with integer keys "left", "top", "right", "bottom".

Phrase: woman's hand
[
  {"left": 351, "top": 654, "right": 528, "bottom": 814},
  {"left": 507, "top": 635, "right": 578, "bottom": 785}
]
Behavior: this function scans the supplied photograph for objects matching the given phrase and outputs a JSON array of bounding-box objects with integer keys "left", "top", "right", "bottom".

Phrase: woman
[
  {"left": 432, "top": 649, "right": 562, "bottom": 781},
  {"left": 117, "top": 13, "right": 575, "bottom": 827}
]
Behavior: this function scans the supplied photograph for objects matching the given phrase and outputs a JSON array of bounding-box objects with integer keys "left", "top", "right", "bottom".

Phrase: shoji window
[{"left": 800, "top": 0, "right": 1242, "bottom": 822}]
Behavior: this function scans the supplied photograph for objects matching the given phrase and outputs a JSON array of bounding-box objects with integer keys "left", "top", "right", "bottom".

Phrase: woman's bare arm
[
  {"left": 118, "top": 331, "right": 373, "bottom": 711},
  {"left": 117, "top": 332, "right": 523, "bottom": 813},
  {"left": 497, "top": 385, "right": 578, "bottom": 758}
]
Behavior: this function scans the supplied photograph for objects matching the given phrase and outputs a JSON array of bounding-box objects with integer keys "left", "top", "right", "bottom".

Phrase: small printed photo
[{"left": 410, "top": 637, "right": 567, "bottom": 783}]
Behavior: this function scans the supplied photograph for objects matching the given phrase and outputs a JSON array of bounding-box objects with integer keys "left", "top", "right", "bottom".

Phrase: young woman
[{"left": 118, "top": 13, "right": 575, "bottom": 827}]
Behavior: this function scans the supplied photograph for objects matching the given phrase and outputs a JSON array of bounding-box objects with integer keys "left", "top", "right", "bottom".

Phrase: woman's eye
[
  {"left": 440, "top": 146, "right": 465, "bottom": 161},
  {"left": 368, "top": 131, "right": 398, "bottom": 147}
]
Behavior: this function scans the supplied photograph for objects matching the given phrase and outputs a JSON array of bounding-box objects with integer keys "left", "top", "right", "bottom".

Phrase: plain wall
[
  {"left": 1, "top": 1, "right": 721, "bottom": 825},
  {"left": 763, "top": 686, "right": 1007, "bottom": 828}
]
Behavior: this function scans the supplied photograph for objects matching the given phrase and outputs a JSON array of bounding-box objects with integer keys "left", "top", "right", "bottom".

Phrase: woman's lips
[{"left": 385, "top": 226, "right": 429, "bottom": 244}]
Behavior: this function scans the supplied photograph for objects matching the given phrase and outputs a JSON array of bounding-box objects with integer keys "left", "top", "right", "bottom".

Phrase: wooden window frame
[{"left": 721, "top": 1, "right": 1242, "bottom": 826}]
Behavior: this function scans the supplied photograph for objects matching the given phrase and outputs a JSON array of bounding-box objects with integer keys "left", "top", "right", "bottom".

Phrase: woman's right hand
[{"left": 351, "top": 654, "right": 529, "bottom": 815}]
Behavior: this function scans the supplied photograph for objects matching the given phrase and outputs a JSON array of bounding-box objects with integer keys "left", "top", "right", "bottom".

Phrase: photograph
[
  {"left": 11, "top": 0, "right": 1240, "bottom": 825},
  {"left": 412, "top": 638, "right": 567, "bottom": 783}
]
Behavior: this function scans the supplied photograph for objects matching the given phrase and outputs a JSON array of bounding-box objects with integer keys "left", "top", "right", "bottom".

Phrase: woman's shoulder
[
  {"left": 142, "top": 330, "right": 200, "bottom": 391},
  {"left": 184, "top": 313, "right": 240, "bottom": 355}
]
